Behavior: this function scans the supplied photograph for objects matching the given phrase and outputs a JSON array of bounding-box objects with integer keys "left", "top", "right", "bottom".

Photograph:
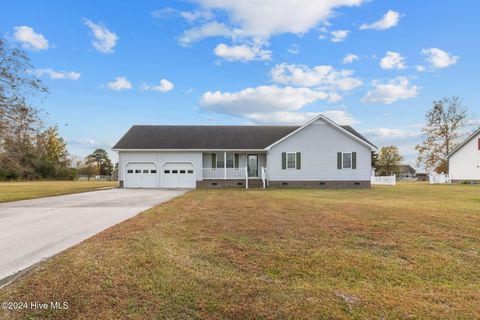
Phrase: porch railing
[{"left": 202, "top": 168, "right": 246, "bottom": 179}]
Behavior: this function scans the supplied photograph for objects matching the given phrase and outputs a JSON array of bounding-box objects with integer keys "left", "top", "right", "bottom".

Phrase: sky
[{"left": 1, "top": 0, "right": 479, "bottom": 168}]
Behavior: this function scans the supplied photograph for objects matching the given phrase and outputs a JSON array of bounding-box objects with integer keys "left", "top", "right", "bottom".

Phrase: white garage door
[
  {"left": 162, "top": 162, "right": 195, "bottom": 188},
  {"left": 125, "top": 162, "right": 158, "bottom": 188}
]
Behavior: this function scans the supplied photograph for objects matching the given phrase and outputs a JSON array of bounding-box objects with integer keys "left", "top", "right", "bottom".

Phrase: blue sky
[{"left": 1, "top": 0, "right": 479, "bottom": 167}]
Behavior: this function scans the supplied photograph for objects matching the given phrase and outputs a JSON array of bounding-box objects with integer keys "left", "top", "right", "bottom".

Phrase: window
[
  {"left": 135, "top": 170, "right": 141, "bottom": 173},
  {"left": 151, "top": 170, "right": 157, "bottom": 174},
  {"left": 127, "top": 170, "right": 133, "bottom": 174},
  {"left": 287, "top": 152, "right": 296, "bottom": 169},
  {"left": 217, "top": 160, "right": 224, "bottom": 168},
  {"left": 172, "top": 170, "right": 178, "bottom": 174},
  {"left": 187, "top": 170, "right": 193, "bottom": 174},
  {"left": 342, "top": 153, "right": 352, "bottom": 169},
  {"left": 164, "top": 170, "right": 170, "bottom": 174},
  {"left": 143, "top": 170, "right": 149, "bottom": 173},
  {"left": 180, "top": 170, "right": 186, "bottom": 174}
]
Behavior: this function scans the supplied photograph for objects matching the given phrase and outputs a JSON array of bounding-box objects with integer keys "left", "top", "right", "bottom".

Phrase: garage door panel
[
  {"left": 125, "top": 163, "right": 158, "bottom": 188},
  {"left": 162, "top": 162, "right": 195, "bottom": 188}
]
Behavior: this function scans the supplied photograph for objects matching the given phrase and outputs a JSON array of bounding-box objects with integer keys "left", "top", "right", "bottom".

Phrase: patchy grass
[
  {"left": 1, "top": 182, "right": 480, "bottom": 319},
  {"left": 0, "top": 181, "right": 117, "bottom": 203}
]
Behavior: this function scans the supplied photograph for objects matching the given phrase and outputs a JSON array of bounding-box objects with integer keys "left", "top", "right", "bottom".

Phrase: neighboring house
[
  {"left": 396, "top": 165, "right": 416, "bottom": 180},
  {"left": 448, "top": 128, "right": 480, "bottom": 183},
  {"left": 112, "top": 115, "right": 377, "bottom": 189}
]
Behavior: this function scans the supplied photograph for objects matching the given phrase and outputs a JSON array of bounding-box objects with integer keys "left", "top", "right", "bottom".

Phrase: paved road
[{"left": 0, "top": 188, "right": 187, "bottom": 286}]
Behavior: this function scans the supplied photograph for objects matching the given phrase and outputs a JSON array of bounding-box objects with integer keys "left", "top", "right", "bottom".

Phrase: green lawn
[
  {"left": 0, "top": 181, "right": 117, "bottom": 203},
  {"left": 1, "top": 183, "right": 479, "bottom": 319}
]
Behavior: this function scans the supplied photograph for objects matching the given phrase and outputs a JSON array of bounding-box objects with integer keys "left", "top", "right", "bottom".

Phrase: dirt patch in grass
[{"left": 1, "top": 183, "right": 479, "bottom": 319}]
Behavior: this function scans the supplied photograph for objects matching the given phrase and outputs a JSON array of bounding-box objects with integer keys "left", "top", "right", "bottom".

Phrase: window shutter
[
  {"left": 352, "top": 152, "right": 357, "bottom": 169},
  {"left": 282, "top": 152, "right": 286, "bottom": 169},
  {"left": 337, "top": 152, "right": 342, "bottom": 169},
  {"left": 296, "top": 152, "right": 301, "bottom": 169}
]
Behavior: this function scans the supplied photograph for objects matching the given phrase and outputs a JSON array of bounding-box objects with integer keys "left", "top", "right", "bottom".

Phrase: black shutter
[
  {"left": 282, "top": 152, "right": 286, "bottom": 169},
  {"left": 352, "top": 152, "right": 357, "bottom": 169},
  {"left": 337, "top": 152, "right": 342, "bottom": 169},
  {"left": 296, "top": 152, "right": 301, "bottom": 169}
]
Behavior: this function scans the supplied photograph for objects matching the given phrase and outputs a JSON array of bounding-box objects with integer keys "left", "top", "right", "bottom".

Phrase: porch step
[{"left": 247, "top": 179, "right": 264, "bottom": 188}]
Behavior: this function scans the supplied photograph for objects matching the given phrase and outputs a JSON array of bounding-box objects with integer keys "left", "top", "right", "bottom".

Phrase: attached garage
[
  {"left": 124, "top": 162, "right": 158, "bottom": 188},
  {"left": 162, "top": 162, "right": 195, "bottom": 188}
]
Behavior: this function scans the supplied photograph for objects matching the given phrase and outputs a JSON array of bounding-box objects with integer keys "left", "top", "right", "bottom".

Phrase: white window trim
[
  {"left": 341, "top": 152, "right": 353, "bottom": 170},
  {"left": 286, "top": 152, "right": 297, "bottom": 170}
]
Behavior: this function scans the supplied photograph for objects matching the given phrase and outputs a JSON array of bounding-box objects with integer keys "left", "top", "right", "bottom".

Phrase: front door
[{"left": 247, "top": 154, "right": 258, "bottom": 177}]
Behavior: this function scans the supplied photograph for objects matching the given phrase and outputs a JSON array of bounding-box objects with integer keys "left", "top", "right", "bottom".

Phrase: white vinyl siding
[
  {"left": 267, "top": 119, "right": 371, "bottom": 181},
  {"left": 449, "top": 132, "right": 480, "bottom": 180}
]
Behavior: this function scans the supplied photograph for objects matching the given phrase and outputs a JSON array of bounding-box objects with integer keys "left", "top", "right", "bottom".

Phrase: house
[
  {"left": 112, "top": 114, "right": 377, "bottom": 189},
  {"left": 396, "top": 165, "right": 416, "bottom": 180},
  {"left": 448, "top": 128, "right": 480, "bottom": 183}
]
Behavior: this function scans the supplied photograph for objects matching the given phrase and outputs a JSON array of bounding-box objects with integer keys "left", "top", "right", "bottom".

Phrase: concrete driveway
[{"left": 0, "top": 188, "right": 188, "bottom": 286}]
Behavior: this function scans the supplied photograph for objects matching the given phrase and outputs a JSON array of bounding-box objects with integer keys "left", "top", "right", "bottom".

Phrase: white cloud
[
  {"left": 84, "top": 19, "right": 118, "bottom": 53},
  {"left": 150, "top": 8, "right": 178, "bottom": 19},
  {"left": 342, "top": 53, "right": 359, "bottom": 64},
  {"left": 199, "top": 85, "right": 340, "bottom": 123},
  {"left": 422, "top": 48, "right": 458, "bottom": 69},
  {"left": 321, "top": 110, "right": 358, "bottom": 125},
  {"left": 179, "top": 22, "right": 239, "bottom": 46},
  {"left": 380, "top": 51, "right": 406, "bottom": 70},
  {"left": 141, "top": 79, "right": 174, "bottom": 92},
  {"left": 362, "top": 77, "right": 419, "bottom": 104},
  {"left": 271, "top": 63, "right": 362, "bottom": 92},
  {"left": 359, "top": 10, "right": 401, "bottom": 30},
  {"left": 247, "top": 111, "right": 319, "bottom": 124},
  {"left": 190, "top": 0, "right": 364, "bottom": 40},
  {"left": 287, "top": 44, "right": 300, "bottom": 55},
  {"left": 330, "top": 30, "right": 349, "bottom": 42},
  {"left": 416, "top": 65, "right": 426, "bottom": 72},
  {"left": 362, "top": 128, "right": 420, "bottom": 139},
  {"left": 106, "top": 77, "right": 132, "bottom": 91},
  {"left": 214, "top": 43, "right": 271, "bottom": 61},
  {"left": 13, "top": 26, "right": 49, "bottom": 50},
  {"left": 35, "top": 68, "right": 81, "bottom": 80},
  {"left": 468, "top": 119, "right": 480, "bottom": 126},
  {"left": 180, "top": 10, "right": 214, "bottom": 22}
]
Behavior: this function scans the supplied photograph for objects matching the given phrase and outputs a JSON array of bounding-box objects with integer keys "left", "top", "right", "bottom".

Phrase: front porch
[{"left": 201, "top": 152, "right": 267, "bottom": 188}]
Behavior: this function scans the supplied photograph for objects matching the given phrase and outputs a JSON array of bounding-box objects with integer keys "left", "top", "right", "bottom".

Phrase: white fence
[
  {"left": 429, "top": 173, "right": 451, "bottom": 184},
  {"left": 371, "top": 174, "right": 396, "bottom": 186},
  {"left": 202, "top": 168, "right": 246, "bottom": 179}
]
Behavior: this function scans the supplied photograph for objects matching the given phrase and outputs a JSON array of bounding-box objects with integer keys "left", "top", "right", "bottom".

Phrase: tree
[
  {"left": 0, "top": 38, "right": 47, "bottom": 141},
  {"left": 415, "top": 97, "right": 468, "bottom": 173},
  {"left": 377, "top": 146, "right": 403, "bottom": 176},
  {"left": 371, "top": 151, "right": 379, "bottom": 169},
  {"left": 0, "top": 37, "right": 48, "bottom": 179},
  {"left": 85, "top": 149, "right": 113, "bottom": 176},
  {"left": 77, "top": 161, "right": 99, "bottom": 181}
]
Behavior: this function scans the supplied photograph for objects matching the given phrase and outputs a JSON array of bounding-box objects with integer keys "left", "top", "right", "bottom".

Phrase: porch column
[{"left": 224, "top": 151, "right": 227, "bottom": 180}]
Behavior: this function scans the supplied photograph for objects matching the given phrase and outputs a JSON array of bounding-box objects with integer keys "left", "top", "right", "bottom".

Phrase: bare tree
[{"left": 415, "top": 97, "right": 467, "bottom": 173}]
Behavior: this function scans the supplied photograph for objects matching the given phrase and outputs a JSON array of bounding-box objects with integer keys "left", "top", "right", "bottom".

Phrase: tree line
[
  {"left": 374, "top": 96, "right": 470, "bottom": 175},
  {"left": 0, "top": 38, "right": 113, "bottom": 181}
]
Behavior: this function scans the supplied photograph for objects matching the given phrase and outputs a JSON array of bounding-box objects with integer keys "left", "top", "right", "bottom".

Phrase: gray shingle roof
[{"left": 112, "top": 124, "right": 375, "bottom": 150}]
